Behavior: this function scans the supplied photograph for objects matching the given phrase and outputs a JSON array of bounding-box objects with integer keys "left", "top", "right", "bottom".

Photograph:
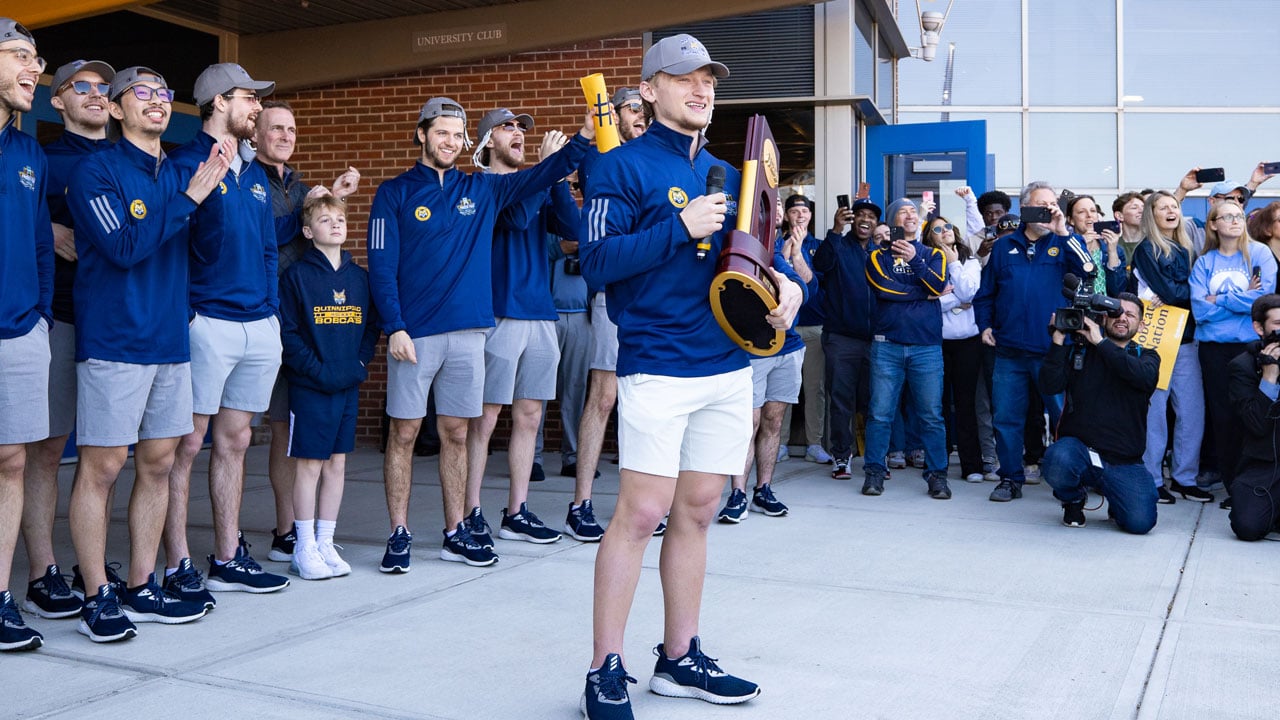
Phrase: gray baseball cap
[
  {"left": 610, "top": 87, "right": 641, "bottom": 108},
  {"left": 477, "top": 108, "right": 533, "bottom": 140},
  {"left": 107, "top": 66, "right": 168, "bottom": 141},
  {"left": 412, "top": 97, "right": 469, "bottom": 146},
  {"left": 0, "top": 18, "right": 35, "bottom": 46},
  {"left": 641, "top": 34, "right": 729, "bottom": 82},
  {"left": 193, "top": 63, "right": 274, "bottom": 106},
  {"left": 51, "top": 59, "right": 116, "bottom": 93}
]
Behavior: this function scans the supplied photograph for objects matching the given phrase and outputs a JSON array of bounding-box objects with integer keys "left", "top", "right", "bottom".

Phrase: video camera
[
  {"left": 1053, "top": 273, "right": 1123, "bottom": 332},
  {"left": 1259, "top": 330, "right": 1280, "bottom": 366}
]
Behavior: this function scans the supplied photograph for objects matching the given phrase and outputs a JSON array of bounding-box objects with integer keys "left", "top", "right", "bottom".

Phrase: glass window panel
[
  {"left": 1124, "top": 0, "right": 1280, "bottom": 107},
  {"left": 896, "top": 0, "right": 1022, "bottom": 106},
  {"left": 856, "top": 11, "right": 875, "bottom": 98},
  {"left": 1124, "top": 113, "right": 1274, "bottom": 192},
  {"left": 1027, "top": 0, "right": 1116, "bottom": 105},
  {"left": 877, "top": 32, "right": 895, "bottom": 115},
  {"left": 898, "top": 112, "right": 1024, "bottom": 190},
  {"left": 1027, "top": 113, "right": 1117, "bottom": 189}
]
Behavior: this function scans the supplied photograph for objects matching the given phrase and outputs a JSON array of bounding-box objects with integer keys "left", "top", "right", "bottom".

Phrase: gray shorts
[
  {"left": 750, "top": 347, "right": 805, "bottom": 408},
  {"left": 76, "top": 360, "right": 193, "bottom": 446},
  {"left": 386, "top": 330, "right": 485, "bottom": 419},
  {"left": 482, "top": 318, "right": 559, "bottom": 404},
  {"left": 47, "top": 320, "right": 77, "bottom": 438},
  {"left": 189, "top": 313, "right": 282, "bottom": 415},
  {"left": 267, "top": 372, "right": 289, "bottom": 424},
  {"left": 589, "top": 293, "right": 618, "bottom": 372},
  {"left": 0, "top": 319, "right": 50, "bottom": 444}
]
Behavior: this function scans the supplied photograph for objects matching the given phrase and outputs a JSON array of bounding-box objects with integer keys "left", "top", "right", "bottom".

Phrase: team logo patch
[
  {"left": 251, "top": 183, "right": 267, "bottom": 203},
  {"left": 668, "top": 187, "right": 689, "bottom": 208},
  {"left": 18, "top": 166, "right": 36, "bottom": 191},
  {"left": 1047, "top": 247, "right": 1060, "bottom": 257},
  {"left": 414, "top": 206, "right": 431, "bottom": 222},
  {"left": 456, "top": 197, "right": 476, "bottom": 216},
  {"left": 130, "top": 199, "right": 147, "bottom": 219},
  {"left": 218, "top": 181, "right": 228, "bottom": 195},
  {"left": 725, "top": 193, "right": 737, "bottom": 216},
  {"left": 333, "top": 289, "right": 346, "bottom": 305}
]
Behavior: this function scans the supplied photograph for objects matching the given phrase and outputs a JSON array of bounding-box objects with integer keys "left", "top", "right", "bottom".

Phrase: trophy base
[{"left": 710, "top": 270, "right": 783, "bottom": 357}]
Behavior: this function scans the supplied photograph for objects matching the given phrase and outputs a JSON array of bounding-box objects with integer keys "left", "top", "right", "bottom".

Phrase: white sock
[
  {"left": 294, "top": 519, "right": 316, "bottom": 550},
  {"left": 316, "top": 519, "right": 336, "bottom": 545}
]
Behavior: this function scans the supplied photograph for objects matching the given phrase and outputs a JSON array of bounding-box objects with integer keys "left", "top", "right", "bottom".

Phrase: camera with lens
[
  {"left": 1258, "top": 330, "right": 1280, "bottom": 366},
  {"left": 564, "top": 256, "right": 582, "bottom": 275},
  {"left": 1053, "top": 273, "right": 1122, "bottom": 332}
]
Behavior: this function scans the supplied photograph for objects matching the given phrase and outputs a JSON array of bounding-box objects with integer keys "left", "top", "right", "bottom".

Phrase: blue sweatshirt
[
  {"left": 1190, "top": 242, "right": 1277, "bottom": 343},
  {"left": 792, "top": 232, "right": 826, "bottom": 326},
  {"left": 0, "top": 118, "right": 54, "bottom": 340},
  {"left": 813, "top": 230, "right": 876, "bottom": 340},
  {"left": 774, "top": 244, "right": 813, "bottom": 356},
  {"left": 492, "top": 179, "right": 580, "bottom": 320},
  {"left": 280, "top": 247, "right": 380, "bottom": 393},
  {"left": 44, "top": 131, "right": 112, "bottom": 325},
  {"left": 367, "top": 133, "right": 587, "bottom": 338},
  {"left": 974, "top": 227, "right": 1095, "bottom": 355},
  {"left": 865, "top": 240, "right": 947, "bottom": 345},
  {"left": 169, "top": 133, "right": 278, "bottom": 321},
  {"left": 67, "top": 138, "right": 197, "bottom": 363},
  {"left": 1127, "top": 238, "right": 1196, "bottom": 344}
]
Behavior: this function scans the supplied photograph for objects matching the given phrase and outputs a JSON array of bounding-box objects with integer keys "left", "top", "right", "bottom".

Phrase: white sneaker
[
  {"left": 887, "top": 451, "right": 907, "bottom": 469},
  {"left": 317, "top": 540, "right": 351, "bottom": 577},
  {"left": 289, "top": 545, "right": 333, "bottom": 581},
  {"left": 776, "top": 445, "right": 790, "bottom": 463},
  {"left": 805, "top": 444, "right": 833, "bottom": 464},
  {"left": 965, "top": 472, "right": 985, "bottom": 483},
  {"left": 1023, "top": 464, "right": 1041, "bottom": 484}
]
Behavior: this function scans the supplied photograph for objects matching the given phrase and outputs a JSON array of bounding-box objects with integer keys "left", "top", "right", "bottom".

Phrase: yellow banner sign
[{"left": 1133, "top": 304, "right": 1188, "bottom": 390}]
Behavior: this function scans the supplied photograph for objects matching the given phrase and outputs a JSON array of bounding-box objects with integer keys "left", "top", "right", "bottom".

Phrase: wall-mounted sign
[{"left": 413, "top": 24, "right": 508, "bottom": 53}]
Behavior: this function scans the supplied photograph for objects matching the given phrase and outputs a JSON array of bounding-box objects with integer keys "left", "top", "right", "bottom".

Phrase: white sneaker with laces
[
  {"left": 289, "top": 545, "right": 333, "bottom": 581},
  {"left": 317, "top": 540, "right": 351, "bottom": 577},
  {"left": 805, "top": 444, "right": 833, "bottom": 464},
  {"left": 1024, "top": 464, "right": 1042, "bottom": 484}
]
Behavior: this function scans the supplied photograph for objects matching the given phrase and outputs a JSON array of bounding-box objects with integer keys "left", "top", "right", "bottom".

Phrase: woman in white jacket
[{"left": 925, "top": 216, "right": 985, "bottom": 482}]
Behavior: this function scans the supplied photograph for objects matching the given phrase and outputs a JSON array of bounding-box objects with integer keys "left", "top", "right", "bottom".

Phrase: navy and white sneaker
[
  {"left": 441, "top": 523, "right": 498, "bottom": 566},
  {"left": 717, "top": 488, "right": 748, "bottom": 524},
  {"left": 163, "top": 558, "right": 216, "bottom": 610},
  {"left": 71, "top": 562, "right": 126, "bottom": 601},
  {"left": 565, "top": 499, "right": 605, "bottom": 542},
  {"left": 123, "top": 574, "right": 208, "bottom": 624},
  {"left": 750, "top": 484, "right": 788, "bottom": 517},
  {"left": 206, "top": 543, "right": 290, "bottom": 593},
  {"left": 0, "top": 590, "right": 43, "bottom": 651},
  {"left": 267, "top": 527, "right": 296, "bottom": 562},
  {"left": 498, "top": 503, "right": 562, "bottom": 544},
  {"left": 77, "top": 584, "right": 137, "bottom": 643},
  {"left": 649, "top": 636, "right": 760, "bottom": 705},
  {"left": 466, "top": 506, "right": 495, "bottom": 549},
  {"left": 380, "top": 525, "right": 413, "bottom": 573},
  {"left": 581, "top": 653, "right": 636, "bottom": 719},
  {"left": 653, "top": 516, "right": 667, "bottom": 537},
  {"left": 23, "top": 564, "right": 82, "bottom": 619}
]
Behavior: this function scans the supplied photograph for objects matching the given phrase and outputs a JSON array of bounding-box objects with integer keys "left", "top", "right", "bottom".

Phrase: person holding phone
[
  {"left": 1128, "top": 191, "right": 1206, "bottom": 504},
  {"left": 1191, "top": 200, "right": 1276, "bottom": 501},
  {"left": 1065, "top": 194, "right": 1127, "bottom": 294}
]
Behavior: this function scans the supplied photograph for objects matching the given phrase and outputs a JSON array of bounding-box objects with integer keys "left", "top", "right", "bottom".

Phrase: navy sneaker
[
  {"left": 441, "top": 523, "right": 498, "bottom": 566},
  {"left": 498, "top": 503, "right": 562, "bottom": 544},
  {"left": 380, "top": 525, "right": 413, "bottom": 573},
  {"left": 581, "top": 653, "right": 636, "bottom": 719},
  {"left": 653, "top": 517, "right": 667, "bottom": 537},
  {"left": 466, "top": 506, "right": 495, "bottom": 549},
  {"left": 862, "top": 468, "right": 886, "bottom": 496},
  {"left": 163, "top": 558, "right": 216, "bottom": 610},
  {"left": 77, "top": 584, "right": 137, "bottom": 643},
  {"left": 71, "top": 561, "right": 126, "bottom": 601},
  {"left": 565, "top": 499, "right": 605, "bottom": 542},
  {"left": 23, "top": 564, "right": 82, "bottom": 619},
  {"left": 989, "top": 479, "right": 1023, "bottom": 502},
  {"left": 649, "top": 636, "right": 761, "bottom": 704},
  {"left": 0, "top": 590, "right": 42, "bottom": 651},
  {"left": 123, "top": 574, "right": 207, "bottom": 624},
  {"left": 206, "top": 544, "right": 290, "bottom": 593},
  {"left": 750, "top": 484, "right": 788, "bottom": 516},
  {"left": 267, "top": 527, "right": 296, "bottom": 562},
  {"left": 717, "top": 488, "right": 748, "bottom": 524},
  {"left": 530, "top": 462, "right": 546, "bottom": 482}
]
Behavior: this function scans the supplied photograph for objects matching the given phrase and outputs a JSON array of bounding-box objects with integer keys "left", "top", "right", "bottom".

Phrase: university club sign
[{"left": 413, "top": 24, "right": 508, "bottom": 53}]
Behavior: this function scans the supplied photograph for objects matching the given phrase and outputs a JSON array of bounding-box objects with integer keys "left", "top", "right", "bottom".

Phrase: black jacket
[
  {"left": 1039, "top": 339, "right": 1160, "bottom": 464},
  {"left": 1228, "top": 340, "right": 1280, "bottom": 468}
]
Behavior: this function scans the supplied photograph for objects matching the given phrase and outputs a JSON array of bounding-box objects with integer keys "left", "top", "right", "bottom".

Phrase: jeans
[
  {"left": 992, "top": 351, "right": 1062, "bottom": 484},
  {"left": 864, "top": 340, "right": 946, "bottom": 474},
  {"left": 1144, "top": 342, "right": 1203, "bottom": 488},
  {"left": 1043, "top": 437, "right": 1157, "bottom": 535},
  {"left": 823, "top": 332, "right": 871, "bottom": 459},
  {"left": 1229, "top": 461, "right": 1280, "bottom": 541}
]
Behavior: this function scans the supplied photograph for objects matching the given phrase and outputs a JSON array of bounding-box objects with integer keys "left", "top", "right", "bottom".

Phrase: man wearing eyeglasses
[
  {"left": 18, "top": 59, "right": 115, "bottom": 631},
  {"left": 1173, "top": 170, "right": 1276, "bottom": 256},
  {"left": 370, "top": 97, "right": 593, "bottom": 573},
  {"left": 165, "top": 63, "right": 289, "bottom": 596},
  {"left": 0, "top": 17, "right": 54, "bottom": 652},
  {"left": 66, "top": 66, "right": 231, "bottom": 642}
]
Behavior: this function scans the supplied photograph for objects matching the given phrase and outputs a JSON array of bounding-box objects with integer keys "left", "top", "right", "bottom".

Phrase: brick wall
[{"left": 277, "top": 37, "right": 641, "bottom": 449}]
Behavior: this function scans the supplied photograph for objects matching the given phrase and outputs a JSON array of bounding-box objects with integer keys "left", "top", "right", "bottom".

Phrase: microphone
[
  {"left": 696, "top": 165, "right": 726, "bottom": 260},
  {"left": 1061, "top": 272, "right": 1081, "bottom": 300}
]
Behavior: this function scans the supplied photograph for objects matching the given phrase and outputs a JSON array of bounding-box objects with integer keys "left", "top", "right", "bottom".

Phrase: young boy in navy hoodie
[{"left": 279, "top": 195, "right": 379, "bottom": 579}]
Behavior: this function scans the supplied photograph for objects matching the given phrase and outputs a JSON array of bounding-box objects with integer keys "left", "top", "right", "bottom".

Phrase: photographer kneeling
[
  {"left": 1039, "top": 293, "right": 1161, "bottom": 533},
  {"left": 1227, "top": 294, "right": 1280, "bottom": 540}
]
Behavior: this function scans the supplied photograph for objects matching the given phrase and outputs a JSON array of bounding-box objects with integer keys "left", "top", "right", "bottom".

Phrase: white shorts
[
  {"left": 189, "top": 314, "right": 282, "bottom": 415},
  {"left": 0, "top": 319, "right": 50, "bottom": 444},
  {"left": 481, "top": 318, "right": 559, "bottom": 404},
  {"left": 47, "top": 320, "right": 77, "bottom": 438},
  {"left": 616, "top": 367, "right": 752, "bottom": 477},
  {"left": 76, "top": 360, "right": 193, "bottom": 446},
  {"left": 750, "top": 347, "right": 804, "bottom": 408},
  {"left": 386, "top": 330, "right": 485, "bottom": 419},
  {"left": 589, "top": 293, "right": 618, "bottom": 372}
]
